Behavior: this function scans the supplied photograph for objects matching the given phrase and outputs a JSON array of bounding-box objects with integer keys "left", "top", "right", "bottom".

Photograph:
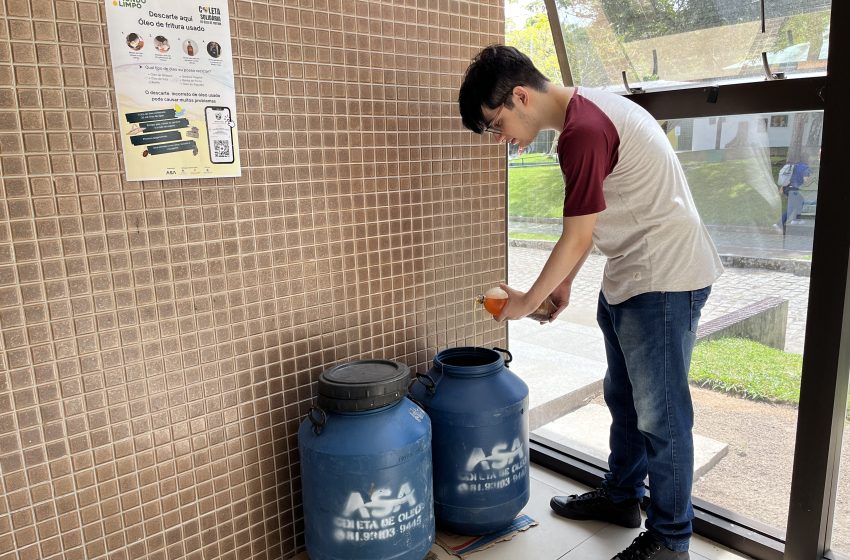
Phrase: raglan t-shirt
[{"left": 558, "top": 87, "right": 723, "bottom": 305}]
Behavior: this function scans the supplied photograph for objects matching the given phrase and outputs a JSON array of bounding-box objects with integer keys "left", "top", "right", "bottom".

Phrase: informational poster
[{"left": 104, "top": 0, "right": 240, "bottom": 181}]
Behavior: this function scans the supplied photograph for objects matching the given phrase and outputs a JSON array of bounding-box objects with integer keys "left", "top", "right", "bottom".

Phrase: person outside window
[
  {"left": 775, "top": 157, "right": 812, "bottom": 231},
  {"left": 458, "top": 45, "right": 723, "bottom": 560}
]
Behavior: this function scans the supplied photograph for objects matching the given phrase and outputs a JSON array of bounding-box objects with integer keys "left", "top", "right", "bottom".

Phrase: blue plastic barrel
[
  {"left": 410, "top": 347, "right": 529, "bottom": 535},
  {"left": 298, "top": 360, "right": 435, "bottom": 560}
]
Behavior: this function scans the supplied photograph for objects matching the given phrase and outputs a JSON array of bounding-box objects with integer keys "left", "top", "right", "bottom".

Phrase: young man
[{"left": 458, "top": 45, "right": 723, "bottom": 560}]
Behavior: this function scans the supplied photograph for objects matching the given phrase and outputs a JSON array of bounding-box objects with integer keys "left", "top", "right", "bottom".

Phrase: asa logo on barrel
[
  {"left": 334, "top": 482, "right": 427, "bottom": 543},
  {"left": 464, "top": 438, "right": 525, "bottom": 471},
  {"left": 457, "top": 438, "right": 528, "bottom": 495},
  {"left": 340, "top": 483, "right": 418, "bottom": 519}
]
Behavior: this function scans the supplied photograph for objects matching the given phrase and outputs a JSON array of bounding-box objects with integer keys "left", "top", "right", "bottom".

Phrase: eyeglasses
[{"left": 483, "top": 104, "right": 505, "bottom": 135}]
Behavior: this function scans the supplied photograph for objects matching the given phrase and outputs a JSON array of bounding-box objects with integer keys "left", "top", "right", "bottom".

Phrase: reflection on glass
[
  {"left": 550, "top": 0, "right": 830, "bottom": 91},
  {"left": 516, "top": 110, "right": 822, "bottom": 537},
  {"left": 671, "top": 112, "right": 821, "bottom": 250}
]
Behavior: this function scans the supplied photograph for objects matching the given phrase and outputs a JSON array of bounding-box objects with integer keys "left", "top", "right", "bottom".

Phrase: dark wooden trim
[
  {"left": 783, "top": 2, "right": 850, "bottom": 557},
  {"left": 542, "top": 0, "right": 573, "bottom": 87},
  {"left": 624, "top": 76, "right": 826, "bottom": 120},
  {"left": 530, "top": 440, "right": 608, "bottom": 485},
  {"left": 691, "top": 505, "right": 784, "bottom": 560}
]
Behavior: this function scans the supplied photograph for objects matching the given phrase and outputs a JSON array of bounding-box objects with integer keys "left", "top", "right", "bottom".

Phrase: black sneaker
[
  {"left": 612, "top": 531, "right": 689, "bottom": 559},
  {"left": 549, "top": 488, "right": 641, "bottom": 528}
]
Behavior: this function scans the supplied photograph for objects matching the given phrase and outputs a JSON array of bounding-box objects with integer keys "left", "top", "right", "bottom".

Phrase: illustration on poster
[
  {"left": 126, "top": 32, "right": 144, "bottom": 50},
  {"left": 154, "top": 35, "right": 170, "bottom": 53},
  {"left": 183, "top": 40, "right": 197, "bottom": 56}
]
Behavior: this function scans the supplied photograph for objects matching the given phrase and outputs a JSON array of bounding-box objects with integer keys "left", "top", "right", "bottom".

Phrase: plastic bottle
[{"left": 475, "top": 286, "right": 558, "bottom": 322}]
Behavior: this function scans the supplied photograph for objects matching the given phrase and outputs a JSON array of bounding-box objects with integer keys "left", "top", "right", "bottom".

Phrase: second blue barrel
[{"left": 410, "top": 347, "right": 529, "bottom": 535}]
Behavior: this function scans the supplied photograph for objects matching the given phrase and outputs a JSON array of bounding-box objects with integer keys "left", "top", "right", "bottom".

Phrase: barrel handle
[
  {"left": 308, "top": 406, "right": 327, "bottom": 435},
  {"left": 493, "top": 346, "right": 513, "bottom": 367},
  {"left": 412, "top": 372, "right": 436, "bottom": 395},
  {"left": 406, "top": 377, "right": 428, "bottom": 410}
]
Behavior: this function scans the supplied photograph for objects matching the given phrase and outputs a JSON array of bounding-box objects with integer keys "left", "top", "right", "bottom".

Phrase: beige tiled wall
[{"left": 0, "top": 0, "right": 506, "bottom": 558}]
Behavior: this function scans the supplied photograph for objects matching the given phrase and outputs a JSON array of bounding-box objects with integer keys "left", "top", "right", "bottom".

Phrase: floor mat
[{"left": 434, "top": 513, "right": 538, "bottom": 558}]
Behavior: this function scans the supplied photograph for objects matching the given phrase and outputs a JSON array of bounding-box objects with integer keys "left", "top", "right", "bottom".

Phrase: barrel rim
[{"left": 434, "top": 346, "right": 504, "bottom": 378}]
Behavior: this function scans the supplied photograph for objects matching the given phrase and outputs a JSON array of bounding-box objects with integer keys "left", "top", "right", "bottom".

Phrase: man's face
[{"left": 481, "top": 90, "right": 535, "bottom": 151}]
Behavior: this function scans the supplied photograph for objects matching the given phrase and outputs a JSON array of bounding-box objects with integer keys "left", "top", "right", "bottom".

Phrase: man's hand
[
  {"left": 547, "top": 280, "right": 572, "bottom": 322},
  {"left": 494, "top": 283, "right": 534, "bottom": 322},
  {"left": 491, "top": 214, "right": 596, "bottom": 324}
]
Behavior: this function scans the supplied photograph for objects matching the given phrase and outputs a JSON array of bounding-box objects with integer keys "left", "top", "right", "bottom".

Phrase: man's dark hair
[{"left": 458, "top": 45, "right": 550, "bottom": 134}]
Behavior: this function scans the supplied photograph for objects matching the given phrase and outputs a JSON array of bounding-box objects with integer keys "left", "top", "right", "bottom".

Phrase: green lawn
[
  {"left": 690, "top": 337, "right": 850, "bottom": 417},
  {"left": 690, "top": 338, "right": 802, "bottom": 404},
  {"left": 680, "top": 159, "right": 777, "bottom": 226},
  {"left": 508, "top": 155, "right": 786, "bottom": 227},
  {"left": 508, "top": 232, "right": 560, "bottom": 242},
  {"left": 510, "top": 153, "right": 558, "bottom": 166},
  {"left": 508, "top": 164, "right": 564, "bottom": 218}
]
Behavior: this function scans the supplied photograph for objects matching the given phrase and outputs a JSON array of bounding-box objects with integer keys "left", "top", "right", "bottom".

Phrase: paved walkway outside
[
  {"left": 508, "top": 246, "right": 810, "bottom": 354},
  {"left": 509, "top": 219, "right": 814, "bottom": 259}
]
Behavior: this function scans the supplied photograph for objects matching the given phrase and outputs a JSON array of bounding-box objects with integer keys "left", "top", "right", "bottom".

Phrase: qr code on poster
[{"left": 213, "top": 139, "right": 231, "bottom": 159}]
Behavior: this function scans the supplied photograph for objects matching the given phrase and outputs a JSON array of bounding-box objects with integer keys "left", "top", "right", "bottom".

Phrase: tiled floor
[
  {"left": 424, "top": 465, "right": 752, "bottom": 559},
  {"left": 424, "top": 465, "right": 747, "bottom": 560},
  {"left": 293, "top": 464, "right": 753, "bottom": 559}
]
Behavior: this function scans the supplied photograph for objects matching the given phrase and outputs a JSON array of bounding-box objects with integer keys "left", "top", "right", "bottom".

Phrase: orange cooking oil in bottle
[
  {"left": 475, "top": 287, "right": 557, "bottom": 322},
  {"left": 476, "top": 286, "right": 508, "bottom": 315}
]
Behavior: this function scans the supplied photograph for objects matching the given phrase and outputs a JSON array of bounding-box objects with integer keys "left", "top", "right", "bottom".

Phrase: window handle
[
  {"left": 621, "top": 71, "right": 643, "bottom": 94},
  {"left": 758, "top": 0, "right": 785, "bottom": 81},
  {"left": 762, "top": 51, "right": 786, "bottom": 81}
]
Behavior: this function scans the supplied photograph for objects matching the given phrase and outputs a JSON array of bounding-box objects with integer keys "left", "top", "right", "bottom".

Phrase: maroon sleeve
[{"left": 558, "top": 95, "right": 619, "bottom": 217}]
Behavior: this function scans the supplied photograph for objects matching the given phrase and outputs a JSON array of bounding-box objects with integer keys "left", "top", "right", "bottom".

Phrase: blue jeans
[
  {"left": 597, "top": 287, "right": 711, "bottom": 552},
  {"left": 780, "top": 189, "right": 804, "bottom": 225}
]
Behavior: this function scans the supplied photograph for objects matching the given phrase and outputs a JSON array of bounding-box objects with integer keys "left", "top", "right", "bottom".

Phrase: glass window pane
[
  {"left": 518, "top": 109, "right": 822, "bottom": 537},
  {"left": 830, "top": 386, "right": 850, "bottom": 555},
  {"left": 551, "top": 1, "right": 831, "bottom": 91},
  {"left": 506, "top": 2, "right": 566, "bottom": 229},
  {"left": 507, "top": 5, "right": 564, "bottom": 85}
]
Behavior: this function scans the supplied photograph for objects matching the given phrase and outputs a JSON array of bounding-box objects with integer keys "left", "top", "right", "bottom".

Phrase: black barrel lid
[{"left": 317, "top": 360, "right": 411, "bottom": 412}]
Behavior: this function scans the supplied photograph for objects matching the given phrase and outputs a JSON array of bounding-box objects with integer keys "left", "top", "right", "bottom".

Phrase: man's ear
[{"left": 512, "top": 86, "right": 530, "bottom": 107}]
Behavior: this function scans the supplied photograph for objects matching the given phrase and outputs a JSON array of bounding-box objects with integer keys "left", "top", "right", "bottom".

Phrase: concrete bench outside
[{"left": 696, "top": 296, "right": 788, "bottom": 350}]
